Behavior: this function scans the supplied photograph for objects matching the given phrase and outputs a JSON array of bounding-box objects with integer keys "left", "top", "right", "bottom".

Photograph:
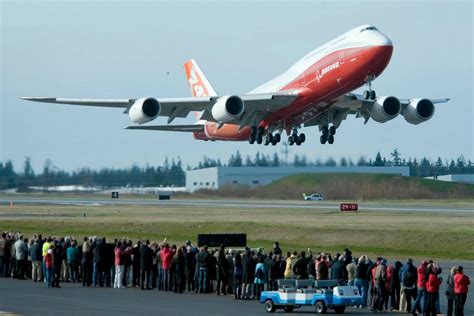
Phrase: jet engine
[
  {"left": 401, "top": 98, "right": 435, "bottom": 125},
  {"left": 128, "top": 97, "right": 161, "bottom": 124},
  {"left": 368, "top": 96, "right": 401, "bottom": 123},
  {"left": 211, "top": 95, "right": 245, "bottom": 123}
]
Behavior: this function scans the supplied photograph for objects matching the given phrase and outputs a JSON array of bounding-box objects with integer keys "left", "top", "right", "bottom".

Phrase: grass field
[{"left": 1, "top": 202, "right": 473, "bottom": 260}]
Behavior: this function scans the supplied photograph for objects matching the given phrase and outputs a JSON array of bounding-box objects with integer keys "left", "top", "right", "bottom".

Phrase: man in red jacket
[
  {"left": 160, "top": 243, "right": 173, "bottom": 291},
  {"left": 411, "top": 260, "right": 428, "bottom": 315},
  {"left": 426, "top": 265, "right": 442, "bottom": 316},
  {"left": 454, "top": 266, "right": 470, "bottom": 316}
]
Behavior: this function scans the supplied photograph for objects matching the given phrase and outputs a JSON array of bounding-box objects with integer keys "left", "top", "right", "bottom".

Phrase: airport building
[
  {"left": 425, "top": 174, "right": 474, "bottom": 184},
  {"left": 185, "top": 166, "right": 410, "bottom": 192}
]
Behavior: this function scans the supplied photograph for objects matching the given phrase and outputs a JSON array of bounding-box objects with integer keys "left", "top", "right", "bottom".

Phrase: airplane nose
[{"left": 371, "top": 32, "right": 393, "bottom": 46}]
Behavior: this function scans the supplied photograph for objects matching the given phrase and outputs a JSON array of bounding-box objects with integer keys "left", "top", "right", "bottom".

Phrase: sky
[{"left": 1, "top": 0, "right": 472, "bottom": 172}]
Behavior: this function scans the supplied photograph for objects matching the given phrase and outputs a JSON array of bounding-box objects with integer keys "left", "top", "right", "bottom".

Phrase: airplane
[{"left": 22, "top": 24, "right": 449, "bottom": 146}]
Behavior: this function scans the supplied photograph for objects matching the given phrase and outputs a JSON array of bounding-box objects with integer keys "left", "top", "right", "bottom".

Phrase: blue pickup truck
[{"left": 260, "top": 279, "right": 362, "bottom": 314}]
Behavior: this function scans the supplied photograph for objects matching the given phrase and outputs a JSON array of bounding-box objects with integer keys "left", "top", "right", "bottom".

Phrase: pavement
[
  {"left": 1, "top": 196, "right": 473, "bottom": 213},
  {"left": 2, "top": 277, "right": 469, "bottom": 316}
]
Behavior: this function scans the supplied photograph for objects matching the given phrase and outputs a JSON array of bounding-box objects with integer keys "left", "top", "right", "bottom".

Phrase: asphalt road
[
  {"left": 1, "top": 196, "right": 473, "bottom": 213},
  {"left": 1, "top": 277, "right": 469, "bottom": 316}
]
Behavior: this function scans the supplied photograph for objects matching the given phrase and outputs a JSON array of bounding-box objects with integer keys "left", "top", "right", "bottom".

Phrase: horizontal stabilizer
[{"left": 125, "top": 124, "right": 204, "bottom": 132}]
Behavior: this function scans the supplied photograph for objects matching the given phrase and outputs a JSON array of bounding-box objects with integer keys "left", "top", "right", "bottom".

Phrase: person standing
[
  {"left": 197, "top": 245, "right": 210, "bottom": 294},
  {"left": 400, "top": 259, "right": 417, "bottom": 313},
  {"left": 242, "top": 249, "right": 255, "bottom": 299},
  {"left": 373, "top": 258, "right": 387, "bottom": 312},
  {"left": 172, "top": 247, "right": 186, "bottom": 293},
  {"left": 445, "top": 267, "right": 457, "bottom": 316},
  {"left": 254, "top": 256, "right": 266, "bottom": 300},
  {"left": 114, "top": 241, "right": 124, "bottom": 289},
  {"left": 390, "top": 261, "right": 402, "bottom": 311},
  {"left": 44, "top": 246, "right": 54, "bottom": 288},
  {"left": 216, "top": 246, "right": 230, "bottom": 295},
  {"left": 140, "top": 240, "right": 153, "bottom": 290},
  {"left": 233, "top": 252, "right": 243, "bottom": 300},
  {"left": 14, "top": 236, "right": 28, "bottom": 280},
  {"left": 355, "top": 256, "right": 370, "bottom": 308},
  {"left": 425, "top": 264, "right": 442, "bottom": 316},
  {"left": 66, "top": 241, "right": 80, "bottom": 283},
  {"left": 346, "top": 258, "right": 357, "bottom": 286},
  {"left": 30, "top": 238, "right": 43, "bottom": 282},
  {"left": 411, "top": 260, "right": 428, "bottom": 315},
  {"left": 160, "top": 243, "right": 173, "bottom": 291},
  {"left": 454, "top": 266, "right": 470, "bottom": 316},
  {"left": 81, "top": 237, "right": 92, "bottom": 287}
]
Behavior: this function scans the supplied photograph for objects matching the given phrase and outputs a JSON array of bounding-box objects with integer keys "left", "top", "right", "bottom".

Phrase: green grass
[{"left": 1, "top": 203, "right": 473, "bottom": 260}]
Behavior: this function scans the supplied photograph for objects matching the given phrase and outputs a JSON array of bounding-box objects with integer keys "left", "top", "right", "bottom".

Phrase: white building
[
  {"left": 425, "top": 174, "right": 474, "bottom": 184},
  {"left": 185, "top": 166, "right": 410, "bottom": 192}
]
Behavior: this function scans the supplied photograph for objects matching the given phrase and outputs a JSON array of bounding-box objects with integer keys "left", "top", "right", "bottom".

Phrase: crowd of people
[{"left": 0, "top": 231, "right": 471, "bottom": 316}]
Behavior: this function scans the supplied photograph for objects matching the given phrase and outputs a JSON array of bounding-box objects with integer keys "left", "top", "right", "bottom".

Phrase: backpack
[
  {"left": 255, "top": 267, "right": 265, "bottom": 279},
  {"left": 403, "top": 268, "right": 416, "bottom": 287}
]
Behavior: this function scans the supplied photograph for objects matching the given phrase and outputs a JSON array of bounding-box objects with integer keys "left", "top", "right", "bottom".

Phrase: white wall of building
[{"left": 186, "top": 166, "right": 410, "bottom": 192}]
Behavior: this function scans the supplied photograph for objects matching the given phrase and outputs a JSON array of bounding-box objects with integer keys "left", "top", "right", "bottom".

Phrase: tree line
[{"left": 0, "top": 149, "right": 472, "bottom": 190}]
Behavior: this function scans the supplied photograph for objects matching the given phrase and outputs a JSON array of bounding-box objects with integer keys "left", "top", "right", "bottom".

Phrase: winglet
[{"left": 184, "top": 59, "right": 217, "bottom": 97}]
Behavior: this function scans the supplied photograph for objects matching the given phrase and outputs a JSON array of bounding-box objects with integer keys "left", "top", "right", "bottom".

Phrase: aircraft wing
[
  {"left": 125, "top": 124, "right": 204, "bottom": 132},
  {"left": 304, "top": 93, "right": 449, "bottom": 128},
  {"left": 21, "top": 90, "right": 298, "bottom": 126}
]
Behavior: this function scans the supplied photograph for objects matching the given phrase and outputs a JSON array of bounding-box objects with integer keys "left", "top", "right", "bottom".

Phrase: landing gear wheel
[
  {"left": 363, "top": 90, "right": 370, "bottom": 100},
  {"left": 250, "top": 126, "right": 257, "bottom": 138},
  {"left": 370, "top": 90, "right": 376, "bottom": 100},
  {"left": 249, "top": 136, "right": 255, "bottom": 144},
  {"left": 322, "top": 126, "right": 329, "bottom": 136},
  {"left": 283, "top": 306, "right": 294, "bottom": 312},
  {"left": 333, "top": 306, "right": 345, "bottom": 314},
  {"left": 288, "top": 135, "right": 294, "bottom": 146},
  {"left": 257, "top": 126, "right": 265, "bottom": 137},
  {"left": 256, "top": 135, "right": 263, "bottom": 144},
  {"left": 320, "top": 135, "right": 327, "bottom": 144},
  {"left": 274, "top": 133, "right": 281, "bottom": 143},
  {"left": 299, "top": 133, "right": 306, "bottom": 143},
  {"left": 264, "top": 300, "right": 276, "bottom": 313},
  {"left": 295, "top": 138, "right": 302, "bottom": 146},
  {"left": 271, "top": 138, "right": 278, "bottom": 146},
  {"left": 315, "top": 301, "right": 327, "bottom": 314},
  {"left": 328, "top": 134, "right": 334, "bottom": 144},
  {"left": 264, "top": 138, "right": 270, "bottom": 146},
  {"left": 329, "top": 126, "right": 336, "bottom": 136}
]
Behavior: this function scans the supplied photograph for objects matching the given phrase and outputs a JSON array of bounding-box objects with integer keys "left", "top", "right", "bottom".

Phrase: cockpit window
[{"left": 360, "top": 26, "right": 377, "bottom": 32}]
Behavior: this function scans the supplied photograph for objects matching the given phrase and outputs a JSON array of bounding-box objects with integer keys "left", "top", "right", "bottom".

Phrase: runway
[
  {"left": 1, "top": 277, "right": 472, "bottom": 316},
  {"left": 1, "top": 196, "right": 473, "bottom": 213}
]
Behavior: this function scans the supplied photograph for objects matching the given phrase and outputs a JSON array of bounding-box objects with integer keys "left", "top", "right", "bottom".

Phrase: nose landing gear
[{"left": 363, "top": 75, "right": 376, "bottom": 100}]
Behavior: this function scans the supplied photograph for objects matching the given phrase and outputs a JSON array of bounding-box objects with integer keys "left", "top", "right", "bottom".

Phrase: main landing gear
[
  {"left": 249, "top": 126, "right": 281, "bottom": 146},
  {"left": 288, "top": 129, "right": 305, "bottom": 146},
  {"left": 320, "top": 125, "right": 336, "bottom": 144}
]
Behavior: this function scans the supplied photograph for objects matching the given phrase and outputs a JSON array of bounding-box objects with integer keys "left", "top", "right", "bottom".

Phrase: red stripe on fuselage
[{"left": 199, "top": 45, "right": 393, "bottom": 141}]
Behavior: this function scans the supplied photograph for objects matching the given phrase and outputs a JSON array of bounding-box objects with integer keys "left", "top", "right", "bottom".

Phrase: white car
[{"left": 303, "top": 193, "right": 324, "bottom": 201}]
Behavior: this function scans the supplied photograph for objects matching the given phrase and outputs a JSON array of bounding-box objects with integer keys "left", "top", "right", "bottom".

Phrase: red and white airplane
[{"left": 22, "top": 24, "right": 449, "bottom": 146}]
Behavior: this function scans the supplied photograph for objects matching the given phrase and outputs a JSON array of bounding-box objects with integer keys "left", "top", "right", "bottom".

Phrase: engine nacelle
[
  {"left": 402, "top": 98, "right": 435, "bottom": 125},
  {"left": 128, "top": 97, "right": 160, "bottom": 124},
  {"left": 211, "top": 95, "right": 245, "bottom": 123},
  {"left": 368, "top": 96, "right": 401, "bottom": 123}
]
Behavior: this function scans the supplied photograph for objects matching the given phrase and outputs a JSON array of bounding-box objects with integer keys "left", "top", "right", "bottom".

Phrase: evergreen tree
[
  {"left": 340, "top": 157, "right": 348, "bottom": 167},
  {"left": 390, "top": 148, "right": 402, "bottom": 166},
  {"left": 373, "top": 152, "right": 384, "bottom": 166},
  {"left": 271, "top": 153, "right": 280, "bottom": 167}
]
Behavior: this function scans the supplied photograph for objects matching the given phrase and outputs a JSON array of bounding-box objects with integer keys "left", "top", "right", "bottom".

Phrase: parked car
[{"left": 302, "top": 193, "right": 324, "bottom": 201}]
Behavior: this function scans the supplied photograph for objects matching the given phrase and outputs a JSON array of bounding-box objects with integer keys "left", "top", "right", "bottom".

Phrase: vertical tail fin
[{"left": 184, "top": 59, "right": 218, "bottom": 98}]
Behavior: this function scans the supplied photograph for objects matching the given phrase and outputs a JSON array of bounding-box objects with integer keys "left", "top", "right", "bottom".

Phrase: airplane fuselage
[{"left": 194, "top": 25, "right": 393, "bottom": 141}]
